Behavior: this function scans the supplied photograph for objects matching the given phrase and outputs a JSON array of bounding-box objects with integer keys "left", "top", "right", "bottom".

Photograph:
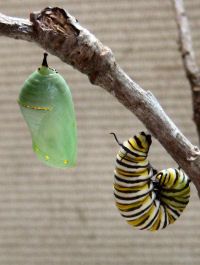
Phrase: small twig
[
  {"left": 173, "top": 0, "right": 200, "bottom": 140},
  {"left": 0, "top": 7, "right": 200, "bottom": 194}
]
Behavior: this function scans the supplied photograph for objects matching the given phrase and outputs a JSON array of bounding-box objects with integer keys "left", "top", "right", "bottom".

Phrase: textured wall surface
[{"left": 0, "top": 0, "right": 200, "bottom": 264}]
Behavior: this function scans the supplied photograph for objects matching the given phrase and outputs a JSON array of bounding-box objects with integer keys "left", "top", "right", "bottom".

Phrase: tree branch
[
  {"left": 0, "top": 12, "right": 33, "bottom": 41},
  {"left": 172, "top": 0, "right": 200, "bottom": 141},
  {"left": 0, "top": 7, "right": 200, "bottom": 195}
]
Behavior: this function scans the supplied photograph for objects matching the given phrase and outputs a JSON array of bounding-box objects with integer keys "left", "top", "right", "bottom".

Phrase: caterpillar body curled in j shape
[
  {"left": 18, "top": 53, "right": 77, "bottom": 168},
  {"left": 111, "top": 132, "right": 190, "bottom": 231}
]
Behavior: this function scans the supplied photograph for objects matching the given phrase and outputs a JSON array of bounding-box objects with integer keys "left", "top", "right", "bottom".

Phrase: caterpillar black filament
[{"left": 111, "top": 131, "right": 190, "bottom": 231}]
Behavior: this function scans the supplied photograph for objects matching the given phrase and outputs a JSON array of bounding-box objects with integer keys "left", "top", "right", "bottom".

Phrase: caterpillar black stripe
[{"left": 111, "top": 131, "right": 190, "bottom": 231}]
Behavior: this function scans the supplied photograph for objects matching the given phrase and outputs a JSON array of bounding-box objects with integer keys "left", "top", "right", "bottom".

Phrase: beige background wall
[{"left": 0, "top": 0, "right": 200, "bottom": 264}]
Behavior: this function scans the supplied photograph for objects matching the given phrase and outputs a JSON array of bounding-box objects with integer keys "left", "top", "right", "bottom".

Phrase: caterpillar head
[{"left": 155, "top": 168, "right": 190, "bottom": 190}]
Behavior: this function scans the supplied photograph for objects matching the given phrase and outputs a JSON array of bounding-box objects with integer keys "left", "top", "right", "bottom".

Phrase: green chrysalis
[{"left": 18, "top": 53, "right": 77, "bottom": 168}]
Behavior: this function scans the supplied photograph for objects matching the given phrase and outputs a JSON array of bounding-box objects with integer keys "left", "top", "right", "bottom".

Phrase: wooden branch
[
  {"left": 173, "top": 0, "right": 200, "bottom": 140},
  {"left": 0, "top": 12, "right": 33, "bottom": 41},
  {"left": 0, "top": 7, "right": 200, "bottom": 195}
]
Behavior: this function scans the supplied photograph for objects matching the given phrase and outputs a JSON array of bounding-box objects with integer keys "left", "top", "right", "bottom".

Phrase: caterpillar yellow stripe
[{"left": 111, "top": 131, "right": 190, "bottom": 231}]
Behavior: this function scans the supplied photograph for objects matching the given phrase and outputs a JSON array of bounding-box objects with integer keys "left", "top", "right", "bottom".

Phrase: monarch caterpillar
[
  {"left": 111, "top": 131, "right": 190, "bottom": 231},
  {"left": 18, "top": 53, "right": 77, "bottom": 168}
]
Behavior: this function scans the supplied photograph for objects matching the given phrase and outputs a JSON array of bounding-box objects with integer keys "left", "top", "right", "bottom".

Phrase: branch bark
[
  {"left": 0, "top": 7, "right": 200, "bottom": 194},
  {"left": 173, "top": 0, "right": 200, "bottom": 141}
]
